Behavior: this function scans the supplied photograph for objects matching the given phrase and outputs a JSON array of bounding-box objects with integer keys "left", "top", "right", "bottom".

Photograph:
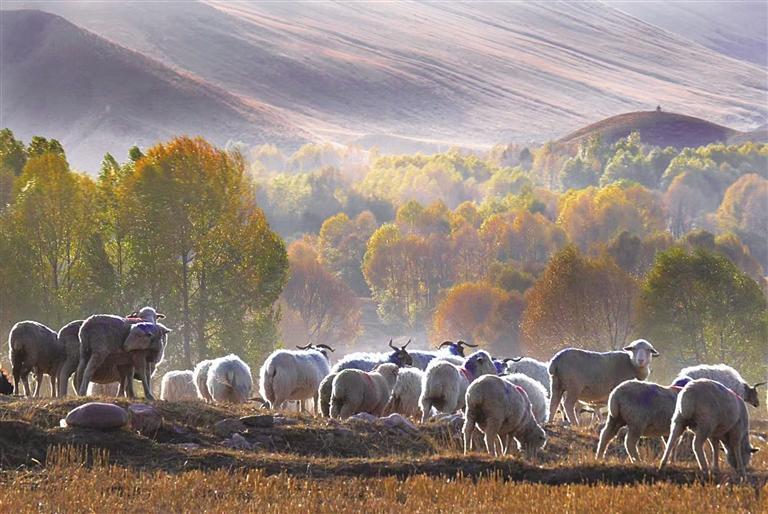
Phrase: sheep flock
[{"left": 5, "top": 308, "right": 766, "bottom": 480}]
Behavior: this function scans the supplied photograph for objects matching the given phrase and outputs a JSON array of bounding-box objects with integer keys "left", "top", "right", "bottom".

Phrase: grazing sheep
[
  {"left": 206, "top": 354, "right": 253, "bottom": 404},
  {"left": 463, "top": 374, "right": 547, "bottom": 458},
  {"left": 160, "top": 370, "right": 198, "bottom": 401},
  {"left": 330, "top": 363, "right": 399, "bottom": 419},
  {"left": 385, "top": 367, "right": 424, "bottom": 418},
  {"left": 8, "top": 320, "right": 64, "bottom": 397},
  {"left": 330, "top": 339, "right": 413, "bottom": 373},
  {"left": 660, "top": 379, "right": 756, "bottom": 478},
  {"left": 504, "top": 357, "right": 551, "bottom": 395},
  {"left": 419, "top": 350, "right": 497, "bottom": 422},
  {"left": 56, "top": 320, "right": 84, "bottom": 397},
  {"left": 318, "top": 371, "right": 337, "bottom": 417},
  {"left": 86, "top": 381, "right": 120, "bottom": 397},
  {"left": 0, "top": 369, "right": 14, "bottom": 395},
  {"left": 548, "top": 339, "right": 659, "bottom": 425},
  {"left": 76, "top": 315, "right": 171, "bottom": 399},
  {"left": 596, "top": 379, "right": 685, "bottom": 462},
  {"left": 193, "top": 359, "right": 215, "bottom": 402},
  {"left": 259, "top": 343, "right": 334, "bottom": 413},
  {"left": 407, "top": 340, "right": 477, "bottom": 370},
  {"left": 502, "top": 373, "right": 549, "bottom": 424},
  {"left": 675, "top": 364, "right": 764, "bottom": 407}
]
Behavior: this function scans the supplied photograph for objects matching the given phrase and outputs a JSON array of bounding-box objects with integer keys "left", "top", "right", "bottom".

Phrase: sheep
[
  {"left": 160, "top": 370, "right": 198, "bottom": 401},
  {"left": 407, "top": 340, "right": 477, "bottom": 370},
  {"left": 675, "top": 364, "right": 764, "bottom": 408},
  {"left": 125, "top": 306, "right": 166, "bottom": 323},
  {"left": 330, "top": 339, "right": 413, "bottom": 373},
  {"left": 596, "top": 379, "right": 687, "bottom": 462},
  {"left": 0, "top": 369, "right": 13, "bottom": 395},
  {"left": 419, "top": 350, "right": 497, "bottom": 422},
  {"left": 259, "top": 343, "right": 334, "bottom": 413},
  {"left": 318, "top": 371, "right": 336, "bottom": 417},
  {"left": 8, "top": 320, "right": 64, "bottom": 397},
  {"left": 463, "top": 374, "right": 547, "bottom": 458},
  {"left": 548, "top": 339, "right": 659, "bottom": 425},
  {"left": 330, "top": 363, "right": 399, "bottom": 419},
  {"left": 385, "top": 367, "right": 424, "bottom": 418},
  {"left": 75, "top": 315, "right": 171, "bottom": 399},
  {"left": 56, "top": 320, "right": 84, "bottom": 397},
  {"left": 503, "top": 357, "right": 551, "bottom": 395},
  {"left": 86, "top": 381, "right": 120, "bottom": 397},
  {"left": 660, "top": 378, "right": 757, "bottom": 479},
  {"left": 206, "top": 354, "right": 253, "bottom": 404},
  {"left": 502, "top": 373, "right": 549, "bottom": 424},
  {"left": 193, "top": 359, "right": 215, "bottom": 402}
]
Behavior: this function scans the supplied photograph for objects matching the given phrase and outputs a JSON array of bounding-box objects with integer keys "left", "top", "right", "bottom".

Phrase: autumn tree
[
  {"left": 280, "top": 241, "right": 361, "bottom": 348},
  {"left": 637, "top": 247, "right": 767, "bottom": 379},
  {"left": 716, "top": 174, "right": 768, "bottom": 268},
  {"left": 318, "top": 211, "right": 377, "bottom": 294},
  {"left": 521, "top": 246, "right": 639, "bottom": 359}
]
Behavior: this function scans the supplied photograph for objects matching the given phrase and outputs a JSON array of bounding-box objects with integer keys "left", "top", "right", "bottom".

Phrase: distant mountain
[
  {"left": 3, "top": 1, "right": 766, "bottom": 161},
  {"left": 607, "top": 1, "right": 767, "bottom": 66},
  {"left": 0, "top": 10, "right": 307, "bottom": 170},
  {"left": 558, "top": 111, "right": 739, "bottom": 149}
]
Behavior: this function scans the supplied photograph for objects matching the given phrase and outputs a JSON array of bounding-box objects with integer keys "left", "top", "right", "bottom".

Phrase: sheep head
[
  {"left": 745, "top": 382, "right": 765, "bottom": 408},
  {"left": 296, "top": 343, "right": 335, "bottom": 359},
  {"left": 124, "top": 322, "right": 172, "bottom": 352},
  {"left": 463, "top": 350, "right": 496, "bottom": 380},
  {"left": 437, "top": 340, "right": 477, "bottom": 357},
  {"left": 623, "top": 339, "right": 659, "bottom": 370},
  {"left": 387, "top": 339, "right": 413, "bottom": 367}
]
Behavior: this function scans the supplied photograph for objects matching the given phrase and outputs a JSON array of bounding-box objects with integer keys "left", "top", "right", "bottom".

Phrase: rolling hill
[
  {"left": 2, "top": 1, "right": 766, "bottom": 163},
  {"left": 558, "top": 111, "right": 740, "bottom": 149},
  {"left": 0, "top": 10, "right": 307, "bottom": 170}
]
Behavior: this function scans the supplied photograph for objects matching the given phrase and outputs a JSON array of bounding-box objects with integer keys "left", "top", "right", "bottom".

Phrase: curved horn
[
  {"left": 388, "top": 339, "right": 396, "bottom": 350},
  {"left": 752, "top": 382, "right": 767, "bottom": 389},
  {"left": 402, "top": 339, "right": 411, "bottom": 349},
  {"left": 296, "top": 344, "right": 312, "bottom": 350},
  {"left": 438, "top": 341, "right": 454, "bottom": 349},
  {"left": 316, "top": 344, "right": 335, "bottom": 352},
  {"left": 458, "top": 340, "right": 478, "bottom": 348}
]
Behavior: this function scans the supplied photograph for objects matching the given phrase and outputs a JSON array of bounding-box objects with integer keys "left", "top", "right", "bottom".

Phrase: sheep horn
[
  {"left": 507, "top": 356, "right": 523, "bottom": 362},
  {"left": 458, "top": 340, "right": 478, "bottom": 348},
  {"left": 402, "top": 339, "right": 411, "bottom": 349},
  {"left": 316, "top": 344, "right": 335, "bottom": 352},
  {"left": 296, "top": 344, "right": 312, "bottom": 350},
  {"left": 388, "top": 339, "right": 396, "bottom": 350},
  {"left": 753, "top": 382, "right": 767, "bottom": 389},
  {"left": 438, "top": 341, "right": 454, "bottom": 349}
]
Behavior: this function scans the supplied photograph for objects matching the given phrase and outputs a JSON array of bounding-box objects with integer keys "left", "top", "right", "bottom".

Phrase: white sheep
[
  {"left": 206, "top": 354, "right": 253, "bottom": 404},
  {"left": 193, "top": 359, "right": 215, "bottom": 402},
  {"left": 330, "top": 363, "right": 399, "bottom": 419},
  {"left": 596, "top": 378, "right": 686, "bottom": 462},
  {"left": 675, "top": 364, "right": 764, "bottom": 407},
  {"left": 463, "top": 374, "right": 547, "bottom": 458},
  {"left": 160, "top": 370, "right": 198, "bottom": 401},
  {"left": 660, "top": 378, "right": 756, "bottom": 478},
  {"left": 385, "top": 367, "right": 424, "bottom": 418},
  {"left": 502, "top": 373, "right": 549, "bottom": 424},
  {"left": 504, "top": 357, "right": 551, "bottom": 395},
  {"left": 419, "top": 350, "right": 497, "bottom": 422},
  {"left": 8, "top": 320, "right": 64, "bottom": 397},
  {"left": 259, "top": 343, "right": 334, "bottom": 414},
  {"left": 318, "top": 371, "right": 336, "bottom": 417},
  {"left": 86, "top": 381, "right": 120, "bottom": 397},
  {"left": 548, "top": 339, "right": 659, "bottom": 425}
]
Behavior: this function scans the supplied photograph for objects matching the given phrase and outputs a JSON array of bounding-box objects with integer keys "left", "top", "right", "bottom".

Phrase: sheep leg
[
  {"left": 624, "top": 429, "right": 641, "bottom": 463},
  {"left": 484, "top": 420, "right": 502, "bottom": 457},
  {"left": 420, "top": 398, "right": 433, "bottom": 424},
  {"left": 462, "top": 414, "right": 476, "bottom": 454},
  {"left": 692, "top": 432, "right": 710, "bottom": 478},
  {"left": 21, "top": 374, "right": 32, "bottom": 397},
  {"left": 33, "top": 370, "right": 43, "bottom": 397},
  {"left": 548, "top": 379, "right": 564, "bottom": 423},
  {"left": 49, "top": 373, "right": 57, "bottom": 398},
  {"left": 659, "top": 421, "right": 685, "bottom": 470},
  {"left": 134, "top": 356, "right": 154, "bottom": 401},
  {"left": 58, "top": 362, "right": 76, "bottom": 397},
  {"left": 124, "top": 371, "right": 137, "bottom": 399},
  {"left": 562, "top": 392, "right": 580, "bottom": 426},
  {"left": 596, "top": 415, "right": 622, "bottom": 459},
  {"left": 77, "top": 354, "right": 107, "bottom": 396},
  {"left": 10, "top": 352, "right": 24, "bottom": 396},
  {"left": 710, "top": 439, "right": 720, "bottom": 475}
]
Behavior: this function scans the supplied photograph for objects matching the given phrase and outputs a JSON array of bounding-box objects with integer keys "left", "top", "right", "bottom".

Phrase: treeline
[
  {"left": 1, "top": 129, "right": 766, "bottom": 380},
  {"left": 0, "top": 131, "right": 287, "bottom": 368}
]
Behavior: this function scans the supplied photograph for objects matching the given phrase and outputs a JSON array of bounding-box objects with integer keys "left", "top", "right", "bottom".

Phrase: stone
[
  {"left": 222, "top": 433, "right": 253, "bottom": 451},
  {"left": 348, "top": 412, "right": 378, "bottom": 424},
  {"left": 173, "top": 442, "right": 200, "bottom": 451},
  {"left": 382, "top": 413, "right": 418, "bottom": 433},
  {"left": 239, "top": 414, "right": 274, "bottom": 428},
  {"left": 128, "top": 404, "right": 162, "bottom": 434},
  {"left": 213, "top": 418, "right": 246, "bottom": 438},
  {"left": 64, "top": 402, "right": 128, "bottom": 430}
]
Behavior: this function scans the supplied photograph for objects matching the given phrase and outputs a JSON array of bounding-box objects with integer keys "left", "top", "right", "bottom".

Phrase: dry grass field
[{"left": 0, "top": 398, "right": 766, "bottom": 512}]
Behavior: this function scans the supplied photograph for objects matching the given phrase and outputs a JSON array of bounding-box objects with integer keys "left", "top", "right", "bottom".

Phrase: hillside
[
  {"left": 2, "top": 1, "right": 766, "bottom": 161},
  {"left": 0, "top": 10, "right": 307, "bottom": 170},
  {"left": 558, "top": 111, "right": 740, "bottom": 149}
]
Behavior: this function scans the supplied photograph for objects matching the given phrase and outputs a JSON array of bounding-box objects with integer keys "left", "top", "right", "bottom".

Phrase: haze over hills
[{"left": 1, "top": 2, "right": 767, "bottom": 169}]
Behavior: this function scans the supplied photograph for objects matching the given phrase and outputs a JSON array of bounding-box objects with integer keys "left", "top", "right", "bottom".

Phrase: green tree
[{"left": 638, "top": 247, "right": 767, "bottom": 379}]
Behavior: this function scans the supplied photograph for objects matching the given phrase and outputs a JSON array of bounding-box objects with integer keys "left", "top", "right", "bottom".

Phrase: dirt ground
[{"left": 0, "top": 397, "right": 765, "bottom": 487}]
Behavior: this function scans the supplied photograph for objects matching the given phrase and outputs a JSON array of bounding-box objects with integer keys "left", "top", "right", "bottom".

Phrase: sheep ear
[
  {"left": 750, "top": 447, "right": 760, "bottom": 454},
  {"left": 650, "top": 349, "right": 660, "bottom": 356},
  {"left": 126, "top": 311, "right": 138, "bottom": 318},
  {"left": 156, "top": 313, "right": 166, "bottom": 320},
  {"left": 622, "top": 346, "right": 633, "bottom": 352}
]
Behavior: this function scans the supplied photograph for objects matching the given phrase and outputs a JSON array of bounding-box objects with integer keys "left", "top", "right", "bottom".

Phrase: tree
[
  {"left": 318, "top": 211, "right": 376, "bottom": 295},
  {"left": 521, "top": 246, "right": 639, "bottom": 359},
  {"left": 716, "top": 174, "right": 768, "bottom": 268},
  {"left": 637, "top": 248, "right": 767, "bottom": 379},
  {"left": 280, "top": 241, "right": 360, "bottom": 347}
]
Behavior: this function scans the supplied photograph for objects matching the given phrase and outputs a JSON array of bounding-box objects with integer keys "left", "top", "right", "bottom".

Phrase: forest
[{"left": 0, "top": 128, "right": 765, "bottom": 381}]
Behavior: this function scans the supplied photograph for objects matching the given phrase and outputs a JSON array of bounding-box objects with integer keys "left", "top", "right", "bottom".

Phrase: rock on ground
[{"left": 63, "top": 402, "right": 129, "bottom": 430}]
